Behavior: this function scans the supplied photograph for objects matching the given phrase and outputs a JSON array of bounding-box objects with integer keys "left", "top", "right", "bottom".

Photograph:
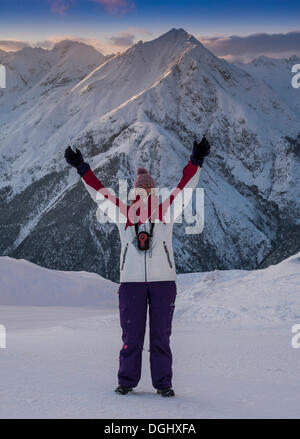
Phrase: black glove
[
  {"left": 190, "top": 136, "right": 210, "bottom": 167},
  {"left": 64, "top": 146, "right": 90, "bottom": 177}
]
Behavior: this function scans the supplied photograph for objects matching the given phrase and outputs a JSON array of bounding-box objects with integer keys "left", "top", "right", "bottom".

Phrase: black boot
[
  {"left": 157, "top": 388, "right": 175, "bottom": 397},
  {"left": 115, "top": 385, "right": 133, "bottom": 395}
]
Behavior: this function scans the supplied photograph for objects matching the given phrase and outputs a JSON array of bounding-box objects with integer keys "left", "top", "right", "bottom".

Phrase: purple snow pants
[{"left": 117, "top": 281, "right": 177, "bottom": 390}]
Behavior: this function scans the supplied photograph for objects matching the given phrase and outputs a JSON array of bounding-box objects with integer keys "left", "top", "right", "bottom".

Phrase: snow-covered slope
[
  {"left": 0, "top": 253, "right": 299, "bottom": 418},
  {"left": 235, "top": 55, "right": 300, "bottom": 116},
  {"left": 0, "top": 29, "right": 299, "bottom": 281},
  {"left": 0, "top": 256, "right": 117, "bottom": 307},
  {"left": 1, "top": 252, "right": 299, "bottom": 324},
  {"left": 176, "top": 251, "right": 300, "bottom": 324},
  {"left": 0, "top": 40, "right": 106, "bottom": 116}
]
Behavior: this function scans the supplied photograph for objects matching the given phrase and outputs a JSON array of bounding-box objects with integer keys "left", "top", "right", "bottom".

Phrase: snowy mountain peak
[
  {"left": 103, "top": 27, "right": 203, "bottom": 71},
  {"left": 288, "top": 54, "right": 300, "bottom": 63},
  {"left": 154, "top": 27, "right": 200, "bottom": 47},
  {"left": 248, "top": 54, "right": 300, "bottom": 68},
  {"left": 249, "top": 55, "right": 276, "bottom": 67},
  {"left": 52, "top": 39, "right": 104, "bottom": 60},
  {"left": 53, "top": 39, "right": 83, "bottom": 52},
  {"left": 66, "top": 26, "right": 208, "bottom": 118},
  {"left": 163, "top": 27, "right": 201, "bottom": 45},
  {"left": 236, "top": 53, "right": 300, "bottom": 115},
  {"left": 16, "top": 45, "right": 48, "bottom": 57},
  {"left": 0, "top": 37, "right": 106, "bottom": 116},
  {"left": 163, "top": 27, "right": 188, "bottom": 37}
]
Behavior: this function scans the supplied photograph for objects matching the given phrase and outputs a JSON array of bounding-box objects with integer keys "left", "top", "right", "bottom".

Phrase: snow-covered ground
[{"left": 0, "top": 254, "right": 300, "bottom": 418}]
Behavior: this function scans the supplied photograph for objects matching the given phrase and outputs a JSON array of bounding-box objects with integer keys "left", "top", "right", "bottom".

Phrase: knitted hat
[{"left": 133, "top": 167, "right": 155, "bottom": 188}]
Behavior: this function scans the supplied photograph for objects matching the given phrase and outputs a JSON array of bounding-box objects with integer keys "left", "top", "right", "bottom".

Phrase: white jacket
[{"left": 82, "top": 160, "right": 201, "bottom": 283}]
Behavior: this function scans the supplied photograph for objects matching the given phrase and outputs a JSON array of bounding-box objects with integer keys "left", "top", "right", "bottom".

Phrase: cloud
[
  {"left": 126, "top": 27, "right": 152, "bottom": 36},
  {"left": 36, "top": 29, "right": 151, "bottom": 54},
  {"left": 49, "top": 0, "right": 74, "bottom": 15},
  {"left": 28, "top": 35, "right": 115, "bottom": 55},
  {"left": 108, "top": 27, "right": 152, "bottom": 48},
  {"left": 109, "top": 31, "right": 135, "bottom": 47},
  {"left": 49, "top": 0, "right": 135, "bottom": 15},
  {"left": 31, "top": 39, "right": 55, "bottom": 50},
  {"left": 0, "top": 40, "right": 29, "bottom": 52},
  {"left": 91, "top": 0, "right": 135, "bottom": 15},
  {"left": 198, "top": 31, "right": 300, "bottom": 61}
]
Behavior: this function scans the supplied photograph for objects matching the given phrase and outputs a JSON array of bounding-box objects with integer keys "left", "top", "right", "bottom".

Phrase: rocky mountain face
[
  {"left": 235, "top": 55, "right": 300, "bottom": 268},
  {"left": 0, "top": 29, "right": 299, "bottom": 282}
]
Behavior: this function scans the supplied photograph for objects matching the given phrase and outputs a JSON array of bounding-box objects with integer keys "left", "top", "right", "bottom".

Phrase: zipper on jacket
[
  {"left": 121, "top": 243, "right": 129, "bottom": 271},
  {"left": 163, "top": 241, "right": 173, "bottom": 269},
  {"left": 144, "top": 250, "right": 147, "bottom": 282}
]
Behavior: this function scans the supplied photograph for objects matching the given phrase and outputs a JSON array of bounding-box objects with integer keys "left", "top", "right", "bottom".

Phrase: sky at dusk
[{"left": 0, "top": 0, "right": 300, "bottom": 60}]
